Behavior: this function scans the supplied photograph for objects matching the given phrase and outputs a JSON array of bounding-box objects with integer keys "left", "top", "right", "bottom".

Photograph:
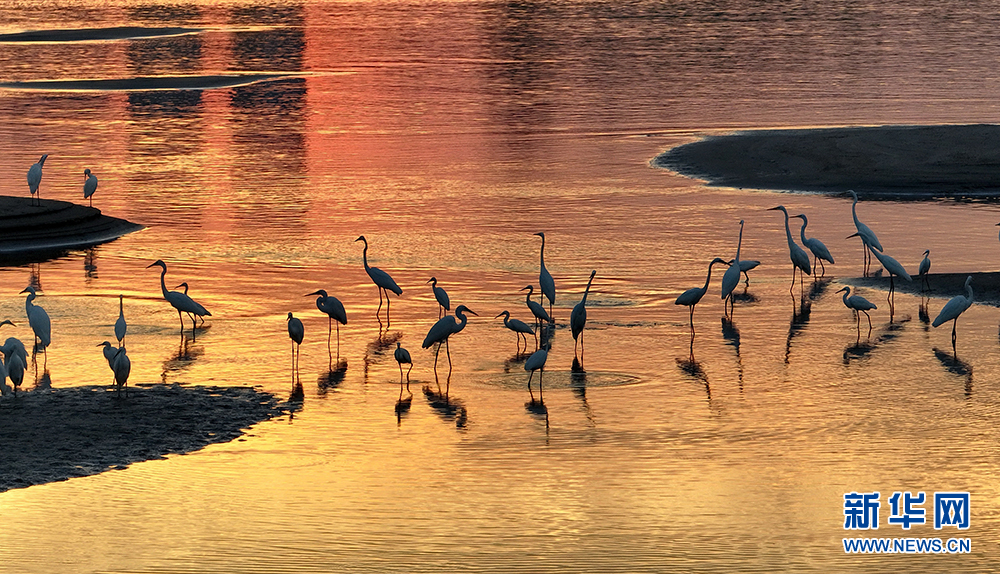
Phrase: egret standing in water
[
  {"left": 422, "top": 305, "right": 478, "bottom": 378},
  {"left": 427, "top": 277, "right": 450, "bottom": 318},
  {"left": 738, "top": 259, "right": 760, "bottom": 287},
  {"left": 676, "top": 258, "right": 729, "bottom": 331},
  {"left": 918, "top": 250, "right": 931, "bottom": 292},
  {"left": 355, "top": 235, "right": 402, "bottom": 324},
  {"left": 768, "top": 207, "right": 811, "bottom": 293},
  {"left": 146, "top": 260, "right": 212, "bottom": 332},
  {"left": 933, "top": 275, "right": 974, "bottom": 351},
  {"left": 83, "top": 168, "right": 98, "bottom": 207},
  {"left": 535, "top": 232, "right": 555, "bottom": 318},
  {"left": 394, "top": 342, "right": 413, "bottom": 391},
  {"left": 173, "top": 282, "right": 212, "bottom": 328},
  {"left": 20, "top": 286, "right": 51, "bottom": 358},
  {"left": 495, "top": 310, "right": 535, "bottom": 354},
  {"left": 115, "top": 294, "right": 127, "bottom": 348},
  {"left": 306, "top": 289, "right": 347, "bottom": 363},
  {"left": 521, "top": 285, "right": 552, "bottom": 327},
  {"left": 796, "top": 213, "right": 834, "bottom": 277},
  {"left": 836, "top": 286, "right": 877, "bottom": 336},
  {"left": 570, "top": 270, "right": 597, "bottom": 362},
  {"left": 848, "top": 190, "right": 883, "bottom": 277},
  {"left": 26, "top": 154, "right": 47, "bottom": 206},
  {"left": 861, "top": 243, "right": 911, "bottom": 314},
  {"left": 720, "top": 220, "right": 745, "bottom": 315},
  {"left": 524, "top": 343, "right": 549, "bottom": 403},
  {"left": 287, "top": 312, "right": 304, "bottom": 385}
]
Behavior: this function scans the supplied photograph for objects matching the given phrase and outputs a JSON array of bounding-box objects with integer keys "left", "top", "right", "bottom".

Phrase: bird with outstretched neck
[{"left": 356, "top": 235, "right": 402, "bottom": 326}]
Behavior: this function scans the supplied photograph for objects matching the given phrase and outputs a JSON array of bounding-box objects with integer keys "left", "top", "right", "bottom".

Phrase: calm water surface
[{"left": 2, "top": 1, "right": 1000, "bottom": 572}]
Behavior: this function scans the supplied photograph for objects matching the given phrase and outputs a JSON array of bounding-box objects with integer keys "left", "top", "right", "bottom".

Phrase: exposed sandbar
[
  {"left": 656, "top": 124, "right": 1000, "bottom": 196},
  {"left": 0, "top": 26, "right": 203, "bottom": 43},
  {"left": 845, "top": 271, "right": 1000, "bottom": 306},
  {"left": 0, "top": 196, "right": 143, "bottom": 261},
  {"left": 0, "top": 384, "right": 291, "bottom": 493},
  {"left": 0, "top": 73, "right": 294, "bottom": 92}
]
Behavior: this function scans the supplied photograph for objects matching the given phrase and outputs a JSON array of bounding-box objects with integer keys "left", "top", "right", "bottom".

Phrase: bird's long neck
[
  {"left": 582, "top": 273, "right": 595, "bottom": 304},
  {"left": 119, "top": 296, "right": 124, "bottom": 316},
  {"left": 24, "top": 293, "right": 34, "bottom": 313},
  {"left": 798, "top": 218, "right": 808, "bottom": 245},
  {"left": 525, "top": 288, "right": 533, "bottom": 303},
  {"left": 456, "top": 311, "right": 468, "bottom": 330},
  {"left": 842, "top": 289, "right": 850, "bottom": 306},
  {"left": 703, "top": 261, "right": 719, "bottom": 292},
  {"left": 852, "top": 197, "right": 861, "bottom": 227},
  {"left": 735, "top": 222, "right": 744, "bottom": 261},
  {"left": 362, "top": 241, "right": 370, "bottom": 271},
  {"left": 781, "top": 211, "right": 794, "bottom": 248},
  {"left": 501, "top": 312, "right": 510, "bottom": 326},
  {"left": 159, "top": 267, "right": 169, "bottom": 298},
  {"left": 966, "top": 281, "right": 974, "bottom": 303},
  {"left": 539, "top": 236, "right": 546, "bottom": 267}
]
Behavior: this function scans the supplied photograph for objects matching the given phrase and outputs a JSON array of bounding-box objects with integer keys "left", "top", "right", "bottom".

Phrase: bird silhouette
[
  {"left": 146, "top": 260, "right": 211, "bottom": 332},
  {"left": 848, "top": 190, "right": 883, "bottom": 276},
  {"left": 427, "top": 277, "right": 450, "bottom": 318},
  {"left": 932, "top": 275, "right": 974, "bottom": 352},
  {"left": 83, "top": 168, "right": 98, "bottom": 207},
  {"left": 20, "top": 286, "right": 51, "bottom": 358},
  {"left": 918, "top": 250, "right": 931, "bottom": 292},
  {"left": 306, "top": 289, "right": 347, "bottom": 364},
  {"left": 720, "top": 219, "right": 745, "bottom": 316},
  {"left": 356, "top": 235, "right": 402, "bottom": 324},
  {"left": 287, "top": 312, "right": 304, "bottom": 387},
  {"left": 836, "top": 286, "right": 877, "bottom": 336},
  {"left": 26, "top": 154, "right": 47, "bottom": 206},
  {"left": 115, "top": 294, "right": 127, "bottom": 348},
  {"left": 676, "top": 258, "right": 729, "bottom": 331},
  {"left": 534, "top": 232, "right": 556, "bottom": 318},
  {"left": 496, "top": 310, "right": 535, "bottom": 354},
  {"left": 570, "top": 270, "right": 597, "bottom": 363},
  {"left": 422, "top": 305, "right": 478, "bottom": 378},
  {"left": 767, "top": 207, "right": 811, "bottom": 293},
  {"left": 796, "top": 213, "right": 834, "bottom": 277}
]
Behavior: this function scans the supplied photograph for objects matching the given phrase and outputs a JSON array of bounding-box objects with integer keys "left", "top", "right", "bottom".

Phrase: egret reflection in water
[
  {"left": 933, "top": 347, "right": 973, "bottom": 398},
  {"left": 785, "top": 297, "right": 811, "bottom": 365},
  {"left": 423, "top": 385, "right": 467, "bottom": 429}
]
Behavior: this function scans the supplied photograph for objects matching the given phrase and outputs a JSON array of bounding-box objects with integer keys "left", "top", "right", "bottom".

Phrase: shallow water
[{"left": 1, "top": 1, "right": 1000, "bottom": 572}]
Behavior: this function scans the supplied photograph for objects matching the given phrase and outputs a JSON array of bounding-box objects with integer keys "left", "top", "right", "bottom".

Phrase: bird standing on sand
[
  {"left": 83, "top": 168, "right": 98, "bottom": 207},
  {"left": 932, "top": 275, "right": 974, "bottom": 351},
  {"left": 6, "top": 350, "right": 25, "bottom": 396},
  {"left": 918, "top": 250, "right": 931, "bottom": 292},
  {"left": 20, "top": 286, "right": 51, "bottom": 356},
  {"left": 676, "top": 258, "right": 729, "bottom": 331},
  {"left": 848, "top": 190, "right": 883, "bottom": 277},
  {"left": 720, "top": 219, "right": 745, "bottom": 315},
  {"left": 356, "top": 235, "right": 402, "bottom": 324},
  {"left": 836, "top": 286, "right": 877, "bottom": 335},
  {"left": 496, "top": 310, "right": 535, "bottom": 354},
  {"left": 112, "top": 346, "right": 130, "bottom": 397},
  {"left": 428, "top": 277, "right": 450, "bottom": 318},
  {"left": 535, "top": 232, "right": 555, "bottom": 318},
  {"left": 27, "top": 154, "right": 48, "bottom": 206},
  {"left": 422, "top": 304, "right": 477, "bottom": 377},
  {"left": 570, "top": 270, "right": 597, "bottom": 362},
  {"left": 796, "top": 213, "right": 834, "bottom": 277},
  {"left": 115, "top": 294, "right": 127, "bottom": 348},
  {"left": 146, "top": 260, "right": 212, "bottom": 332},
  {"left": 97, "top": 341, "right": 119, "bottom": 384}
]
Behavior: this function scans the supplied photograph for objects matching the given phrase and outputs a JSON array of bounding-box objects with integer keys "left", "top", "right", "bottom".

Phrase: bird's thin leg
[
  {"left": 336, "top": 321, "right": 341, "bottom": 363},
  {"left": 539, "top": 369, "right": 544, "bottom": 402},
  {"left": 580, "top": 331, "right": 585, "bottom": 366},
  {"left": 433, "top": 342, "right": 441, "bottom": 388},
  {"left": 789, "top": 266, "right": 796, "bottom": 295},
  {"left": 820, "top": 258, "right": 826, "bottom": 277},
  {"left": 327, "top": 316, "right": 333, "bottom": 364},
  {"left": 376, "top": 286, "right": 384, "bottom": 322},
  {"left": 865, "top": 310, "right": 873, "bottom": 335},
  {"left": 386, "top": 289, "right": 391, "bottom": 327},
  {"left": 527, "top": 370, "right": 535, "bottom": 401},
  {"left": 446, "top": 338, "right": 453, "bottom": 376},
  {"left": 406, "top": 364, "right": 412, "bottom": 392},
  {"left": 689, "top": 306, "right": 695, "bottom": 332},
  {"left": 399, "top": 361, "right": 404, "bottom": 387},
  {"left": 952, "top": 320, "right": 958, "bottom": 352}
]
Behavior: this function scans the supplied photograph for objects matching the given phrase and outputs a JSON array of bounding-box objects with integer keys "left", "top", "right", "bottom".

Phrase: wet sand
[
  {"left": 0, "top": 196, "right": 142, "bottom": 260},
  {"left": 0, "top": 74, "right": 296, "bottom": 92},
  {"left": 0, "top": 26, "right": 202, "bottom": 43},
  {"left": 846, "top": 271, "right": 1000, "bottom": 305},
  {"left": 655, "top": 124, "right": 1000, "bottom": 196},
  {"left": 0, "top": 384, "right": 292, "bottom": 493}
]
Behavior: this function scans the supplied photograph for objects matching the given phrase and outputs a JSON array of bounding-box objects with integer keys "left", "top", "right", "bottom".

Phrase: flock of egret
[{"left": 24, "top": 153, "right": 100, "bottom": 207}]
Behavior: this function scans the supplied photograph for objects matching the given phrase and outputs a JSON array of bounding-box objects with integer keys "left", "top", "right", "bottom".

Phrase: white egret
[
  {"left": 97, "top": 341, "right": 118, "bottom": 384},
  {"left": 112, "top": 346, "right": 131, "bottom": 396},
  {"left": 848, "top": 190, "right": 883, "bottom": 276},
  {"left": 427, "top": 277, "right": 450, "bottom": 318},
  {"left": 0, "top": 359, "right": 9, "bottom": 396},
  {"left": 496, "top": 310, "right": 535, "bottom": 353},
  {"left": 26, "top": 154, "right": 47, "bottom": 206},
  {"left": 114, "top": 294, "right": 127, "bottom": 348},
  {"left": 738, "top": 259, "right": 760, "bottom": 286},
  {"left": 394, "top": 342, "right": 413, "bottom": 391},
  {"left": 287, "top": 312, "right": 304, "bottom": 381},
  {"left": 918, "top": 250, "right": 931, "bottom": 292},
  {"left": 355, "top": 235, "right": 402, "bottom": 323},
  {"left": 83, "top": 168, "right": 98, "bottom": 207},
  {"left": 534, "top": 232, "right": 555, "bottom": 317},
  {"left": 768, "top": 207, "right": 811, "bottom": 293},
  {"left": 1, "top": 337, "right": 28, "bottom": 370},
  {"left": 524, "top": 343, "right": 549, "bottom": 402},
  {"left": 173, "top": 282, "right": 211, "bottom": 327},
  {"left": 20, "top": 286, "right": 51, "bottom": 355},
  {"left": 720, "top": 219, "right": 745, "bottom": 314},
  {"left": 676, "top": 258, "right": 729, "bottom": 330},
  {"left": 422, "top": 304, "right": 477, "bottom": 376},
  {"left": 863, "top": 243, "right": 911, "bottom": 312},
  {"left": 306, "top": 289, "right": 347, "bottom": 361},
  {"left": 146, "top": 260, "right": 211, "bottom": 332},
  {"left": 570, "top": 270, "right": 597, "bottom": 361},
  {"left": 521, "top": 285, "right": 552, "bottom": 326},
  {"left": 6, "top": 351, "right": 25, "bottom": 396},
  {"left": 836, "top": 286, "right": 877, "bottom": 334},
  {"left": 796, "top": 213, "right": 834, "bottom": 276},
  {"left": 932, "top": 275, "right": 974, "bottom": 350}
]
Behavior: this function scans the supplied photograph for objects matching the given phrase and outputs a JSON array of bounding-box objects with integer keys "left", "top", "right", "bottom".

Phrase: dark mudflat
[{"left": 0, "top": 196, "right": 143, "bottom": 260}]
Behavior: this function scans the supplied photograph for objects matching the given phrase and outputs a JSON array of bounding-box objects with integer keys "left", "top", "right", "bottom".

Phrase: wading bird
[
  {"left": 524, "top": 342, "right": 549, "bottom": 403},
  {"left": 848, "top": 190, "right": 883, "bottom": 276},
  {"left": 97, "top": 341, "right": 119, "bottom": 385},
  {"left": 767, "top": 207, "right": 811, "bottom": 293},
  {"left": 918, "top": 250, "right": 931, "bottom": 292},
  {"left": 355, "top": 235, "right": 402, "bottom": 323},
  {"left": 146, "top": 260, "right": 211, "bottom": 332},
  {"left": 796, "top": 213, "right": 834, "bottom": 276},
  {"left": 173, "top": 282, "right": 211, "bottom": 328},
  {"left": 306, "top": 289, "right": 347, "bottom": 362},
  {"left": 738, "top": 259, "right": 760, "bottom": 286},
  {"left": 535, "top": 232, "right": 555, "bottom": 318},
  {"left": 6, "top": 351, "right": 24, "bottom": 396},
  {"left": 83, "top": 168, "right": 98, "bottom": 207},
  {"left": 20, "top": 286, "right": 51, "bottom": 356},
  {"left": 287, "top": 312, "right": 304, "bottom": 382},
  {"left": 836, "top": 286, "right": 877, "bottom": 335},
  {"left": 933, "top": 275, "right": 974, "bottom": 351},
  {"left": 115, "top": 294, "right": 127, "bottom": 348},
  {"left": 112, "top": 346, "right": 130, "bottom": 397},
  {"left": 428, "top": 277, "right": 450, "bottom": 318},
  {"left": 521, "top": 285, "right": 552, "bottom": 326},
  {"left": 26, "top": 154, "right": 47, "bottom": 206},
  {"left": 394, "top": 342, "right": 413, "bottom": 391},
  {"left": 1, "top": 336, "right": 27, "bottom": 372},
  {"left": 676, "top": 258, "right": 729, "bottom": 331},
  {"left": 496, "top": 310, "right": 535, "bottom": 354},
  {"left": 422, "top": 305, "right": 477, "bottom": 376},
  {"left": 861, "top": 244, "right": 911, "bottom": 313},
  {"left": 570, "top": 270, "right": 597, "bottom": 362},
  {"left": 720, "top": 220, "right": 745, "bottom": 315}
]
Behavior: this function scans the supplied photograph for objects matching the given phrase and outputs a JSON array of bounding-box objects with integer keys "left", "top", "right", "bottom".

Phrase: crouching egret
[{"left": 394, "top": 342, "right": 413, "bottom": 391}]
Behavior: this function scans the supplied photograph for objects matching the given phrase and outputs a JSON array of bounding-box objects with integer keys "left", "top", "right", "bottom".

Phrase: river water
[{"left": 1, "top": 1, "right": 999, "bottom": 572}]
